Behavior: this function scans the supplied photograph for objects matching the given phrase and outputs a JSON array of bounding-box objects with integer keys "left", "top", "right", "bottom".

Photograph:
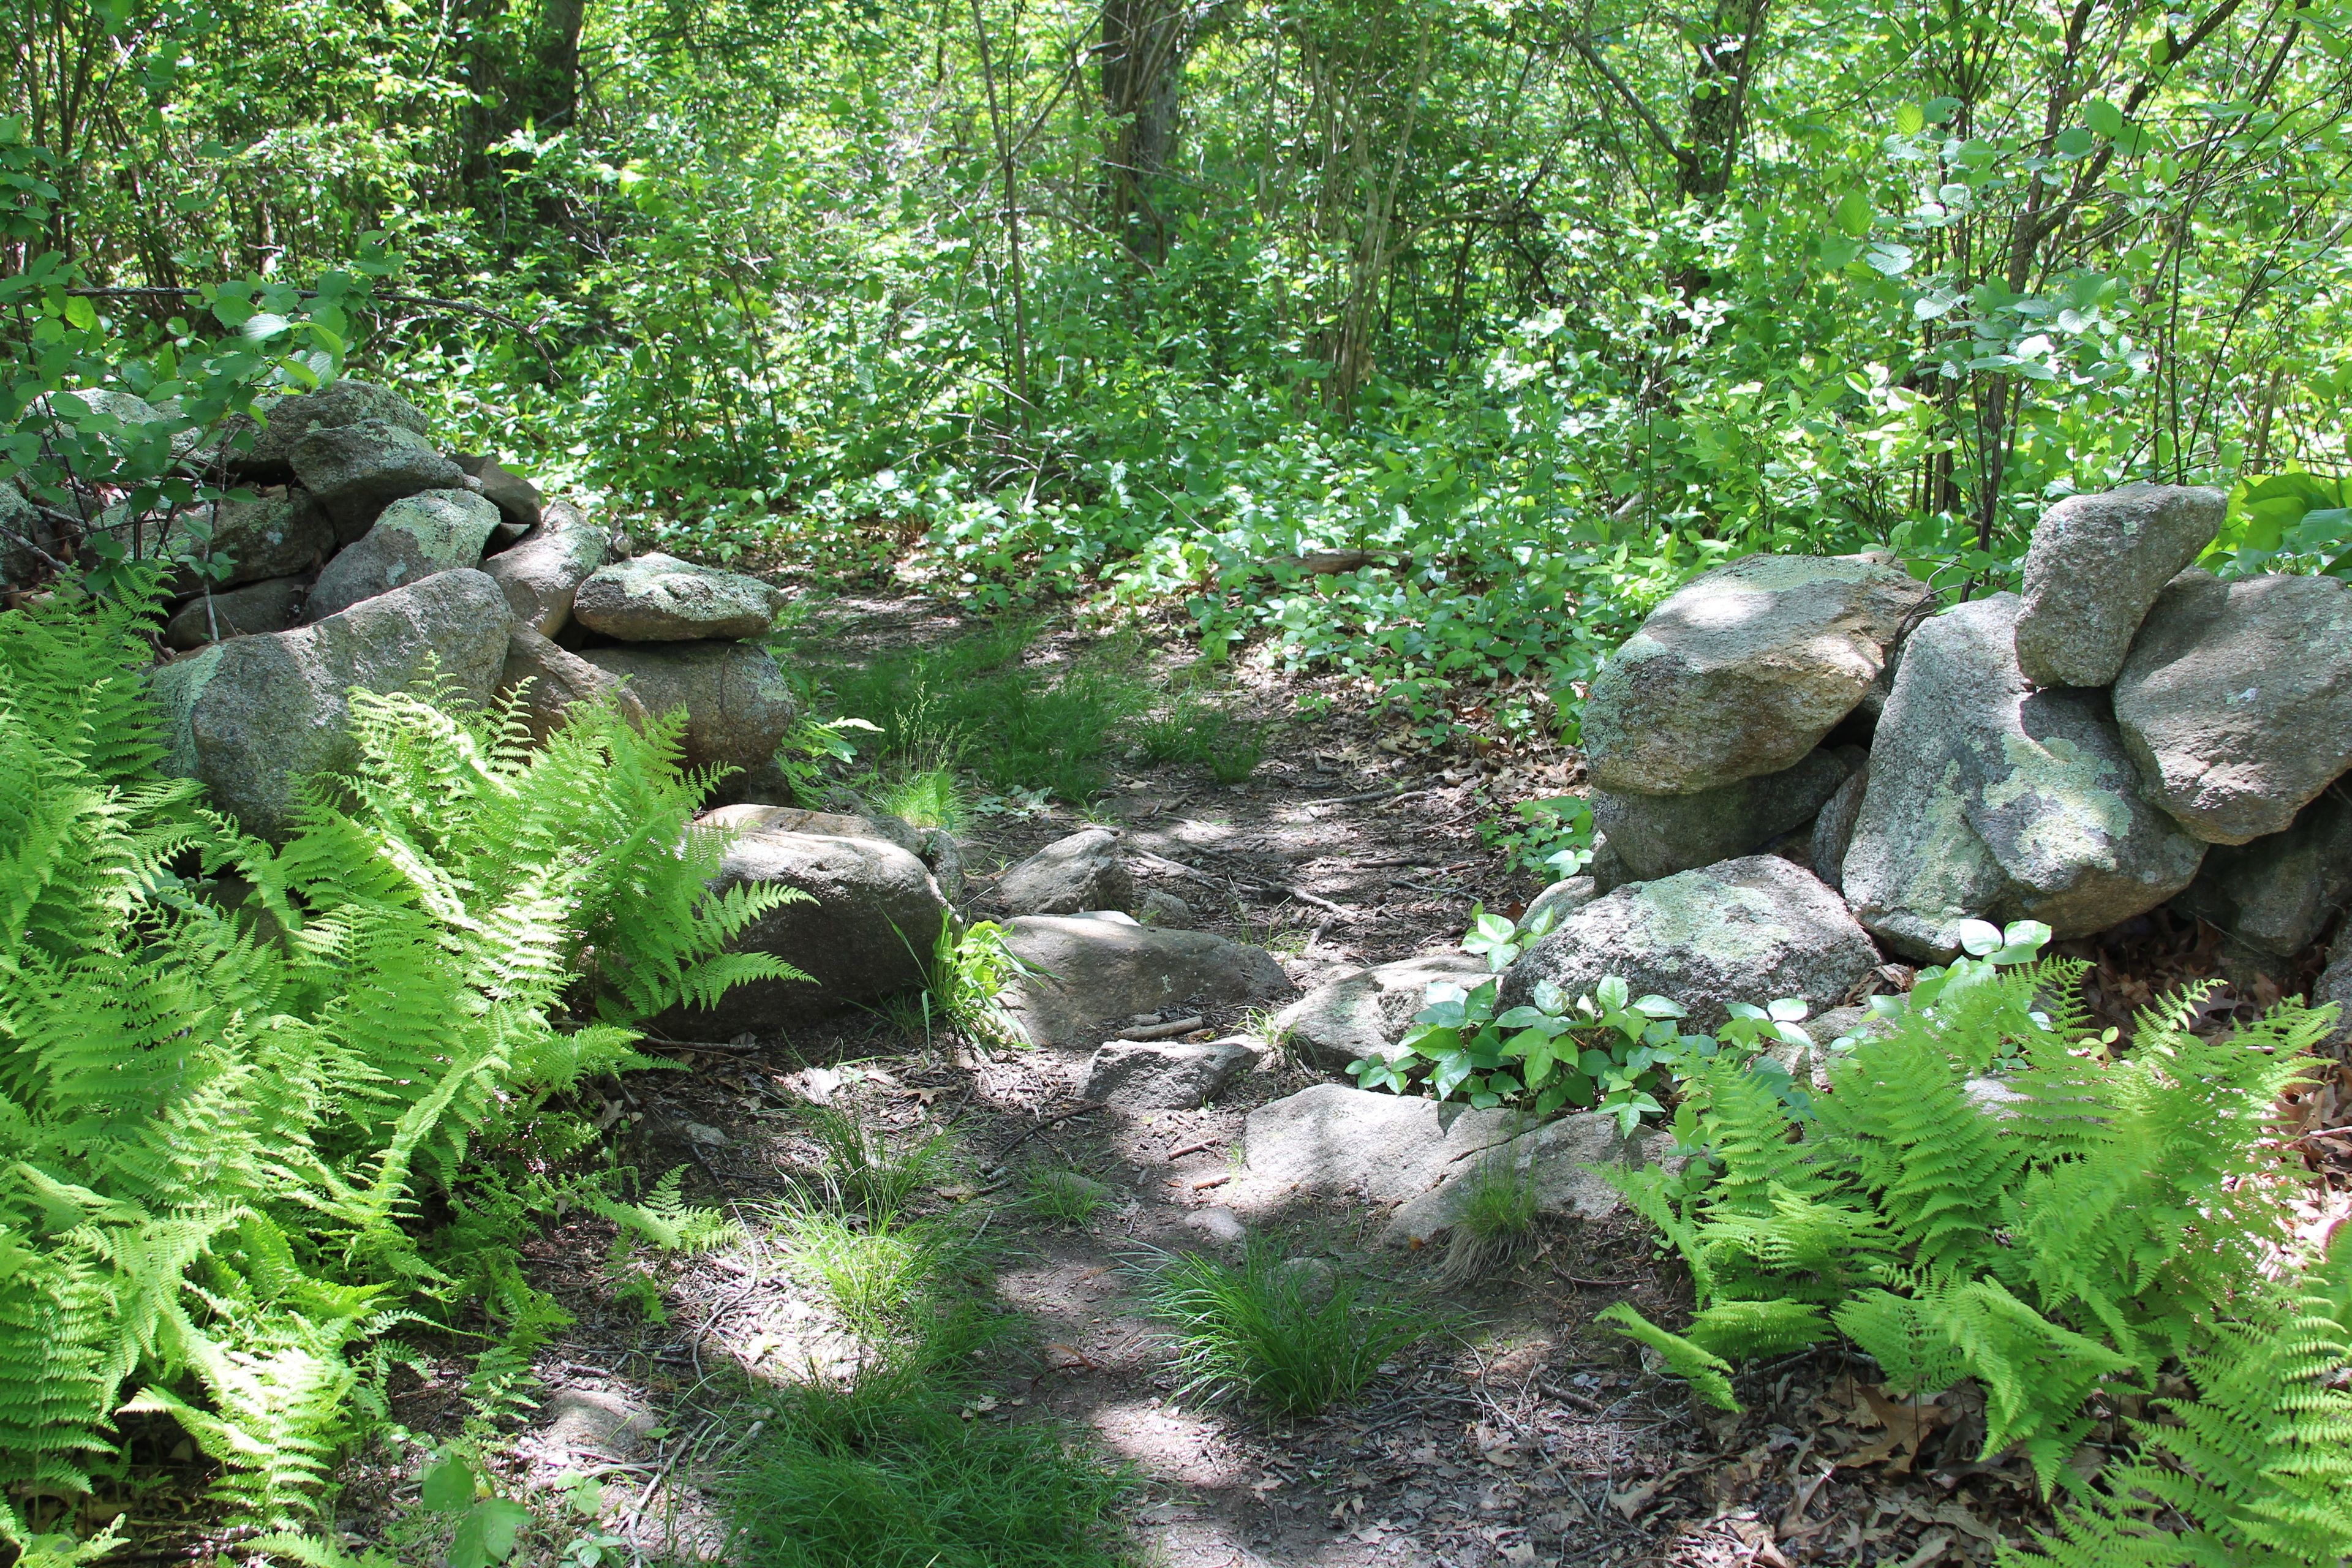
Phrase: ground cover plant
[
  {"left": 1599, "top": 954, "right": 2352, "bottom": 1564},
  {"left": 0, "top": 578, "right": 793, "bottom": 1552}
]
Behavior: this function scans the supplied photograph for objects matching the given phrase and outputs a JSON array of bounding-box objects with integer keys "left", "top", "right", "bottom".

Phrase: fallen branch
[{"left": 1121, "top": 1014, "right": 1205, "bottom": 1040}]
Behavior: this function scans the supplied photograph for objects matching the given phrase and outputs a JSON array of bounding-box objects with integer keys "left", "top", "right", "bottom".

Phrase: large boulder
[
  {"left": 993, "top": 826, "right": 1133, "bottom": 915},
  {"left": 1842, "top": 594, "right": 2207, "bottom": 960},
  {"left": 483, "top": 500, "right": 606, "bottom": 636},
  {"left": 998, "top": 913, "right": 1292, "bottom": 1048},
  {"left": 170, "top": 490, "right": 332, "bottom": 594},
  {"left": 576, "top": 641, "right": 797, "bottom": 775},
  {"left": 2013, "top": 483, "right": 2225, "bottom": 688},
  {"left": 652, "top": 821, "right": 950, "bottom": 1035},
  {"left": 500, "top": 628, "right": 649, "bottom": 743},
  {"left": 151, "top": 569, "right": 512, "bottom": 841},
  {"left": 223, "top": 380, "right": 429, "bottom": 479},
  {"left": 303, "top": 489, "right": 501, "bottom": 621},
  {"left": 2173, "top": 785, "right": 2352, "bottom": 957},
  {"left": 1591, "top": 745, "right": 1857, "bottom": 883},
  {"left": 1232, "top": 1084, "right": 1653, "bottom": 1240},
  {"left": 2113, "top": 570, "right": 2352, "bottom": 845},
  {"left": 1581, "top": 554, "right": 1932, "bottom": 795},
  {"left": 163, "top": 578, "right": 306, "bottom": 650},
  {"left": 1270, "top": 950, "right": 1488, "bottom": 1070},
  {"left": 571, "top": 552, "right": 785, "bottom": 642},
  {"left": 289, "top": 420, "right": 466, "bottom": 540},
  {"left": 1496, "top": 856, "right": 1876, "bottom": 1028},
  {"left": 703, "top": 804, "right": 963, "bottom": 903}
]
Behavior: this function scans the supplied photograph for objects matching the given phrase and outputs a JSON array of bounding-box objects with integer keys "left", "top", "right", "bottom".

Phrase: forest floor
[{"left": 317, "top": 591, "right": 2334, "bottom": 1568}]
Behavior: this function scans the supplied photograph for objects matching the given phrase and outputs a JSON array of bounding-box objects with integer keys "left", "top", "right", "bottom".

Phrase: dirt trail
[{"left": 350, "top": 594, "right": 2049, "bottom": 1568}]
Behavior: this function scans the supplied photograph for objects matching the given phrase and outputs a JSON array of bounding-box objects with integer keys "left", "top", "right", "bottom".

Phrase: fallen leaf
[
  {"left": 1482, "top": 1447, "right": 1524, "bottom": 1469},
  {"left": 1932, "top": 1501, "right": 1999, "bottom": 1543},
  {"left": 1610, "top": 1461, "right": 1703, "bottom": 1520},
  {"left": 1841, "top": 1387, "right": 1953, "bottom": 1472},
  {"left": 1499, "top": 1545, "right": 1538, "bottom": 1565},
  {"left": 1250, "top": 1474, "right": 1285, "bottom": 1496},
  {"left": 936, "top": 1183, "right": 979, "bottom": 1202},
  {"left": 1896, "top": 1528, "right": 1953, "bottom": 1567},
  {"left": 902, "top": 1085, "right": 946, "bottom": 1105}
]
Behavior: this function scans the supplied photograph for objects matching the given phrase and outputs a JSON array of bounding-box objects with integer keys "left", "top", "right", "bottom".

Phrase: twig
[
  {"left": 1119, "top": 1015, "right": 1206, "bottom": 1041},
  {"left": 1310, "top": 780, "right": 1424, "bottom": 808},
  {"left": 1164, "top": 1137, "right": 1223, "bottom": 1161},
  {"left": 996, "top": 1101, "right": 1104, "bottom": 1156},
  {"left": 1283, "top": 886, "right": 1358, "bottom": 918},
  {"left": 1130, "top": 848, "right": 1228, "bottom": 889}
]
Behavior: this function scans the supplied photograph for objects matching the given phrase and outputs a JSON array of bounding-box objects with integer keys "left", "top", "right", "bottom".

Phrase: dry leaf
[
  {"left": 936, "top": 1183, "right": 979, "bottom": 1202},
  {"left": 1896, "top": 1528, "right": 1953, "bottom": 1567},
  {"left": 1842, "top": 1387, "right": 1953, "bottom": 1472},
  {"left": 1482, "top": 1447, "right": 1524, "bottom": 1469},
  {"left": 1932, "top": 1501, "right": 1999, "bottom": 1544},
  {"left": 1499, "top": 1545, "right": 1538, "bottom": 1565},
  {"left": 902, "top": 1085, "right": 945, "bottom": 1106}
]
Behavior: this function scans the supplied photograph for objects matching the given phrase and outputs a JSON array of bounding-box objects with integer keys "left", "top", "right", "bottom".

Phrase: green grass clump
[
  {"left": 1135, "top": 1241, "right": 1434, "bottom": 1417},
  {"left": 729, "top": 1377, "right": 1137, "bottom": 1568},
  {"left": 805, "top": 1105, "right": 951, "bottom": 1218},
  {"left": 787, "top": 1210, "right": 963, "bottom": 1333},
  {"left": 1020, "top": 1166, "right": 1115, "bottom": 1229},
  {"left": 1137, "top": 694, "right": 1264, "bottom": 783},
  {"left": 873, "top": 765, "right": 968, "bottom": 832}
]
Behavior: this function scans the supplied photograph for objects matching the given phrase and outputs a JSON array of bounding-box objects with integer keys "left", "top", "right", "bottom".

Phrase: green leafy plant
[
  {"left": 1480, "top": 796, "right": 1595, "bottom": 880},
  {"left": 419, "top": 1454, "right": 533, "bottom": 1568},
  {"left": 1134, "top": 1240, "right": 1434, "bottom": 1418},
  {"left": 1597, "top": 953, "right": 2342, "bottom": 1552}
]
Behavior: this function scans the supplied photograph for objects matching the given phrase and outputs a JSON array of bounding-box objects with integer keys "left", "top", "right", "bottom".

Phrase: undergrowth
[{"left": 1599, "top": 956, "right": 2351, "bottom": 1564}]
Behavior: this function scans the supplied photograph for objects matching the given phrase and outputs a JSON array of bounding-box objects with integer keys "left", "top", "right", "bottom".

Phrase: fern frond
[{"left": 1597, "top": 1302, "right": 1741, "bottom": 1411}]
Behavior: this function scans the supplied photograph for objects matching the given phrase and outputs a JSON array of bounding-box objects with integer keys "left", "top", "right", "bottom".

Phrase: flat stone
[
  {"left": 483, "top": 499, "right": 606, "bottom": 636},
  {"left": 998, "top": 914, "right": 1292, "bottom": 1048},
  {"left": 1843, "top": 594, "right": 2208, "bottom": 959},
  {"left": 1084, "top": 1038, "right": 1258, "bottom": 1110},
  {"left": 576, "top": 641, "right": 799, "bottom": 775},
  {"left": 1497, "top": 856, "right": 1877, "bottom": 1029},
  {"left": 1592, "top": 746, "right": 1857, "bottom": 882},
  {"left": 653, "top": 820, "right": 949, "bottom": 1033},
  {"left": 2114, "top": 570, "right": 2352, "bottom": 845},
  {"left": 1270, "top": 950, "right": 1490, "bottom": 1070},
  {"left": 571, "top": 552, "right": 785, "bottom": 641},
  {"left": 541, "top": 1389, "right": 658, "bottom": 1460},
  {"left": 303, "top": 488, "right": 501, "bottom": 620},
  {"left": 2014, "top": 483, "right": 2225, "bottom": 688},
  {"left": 2173, "top": 785, "right": 2352, "bottom": 957},
  {"left": 1811, "top": 761, "right": 1870, "bottom": 892},
  {"left": 1581, "top": 553, "right": 1932, "bottom": 794},
  {"left": 223, "top": 379, "right": 429, "bottom": 478},
  {"left": 453, "top": 452, "right": 543, "bottom": 534},
  {"left": 163, "top": 578, "right": 306, "bottom": 649},
  {"left": 288, "top": 419, "right": 465, "bottom": 540},
  {"left": 500, "top": 628, "right": 649, "bottom": 743},
  {"left": 1137, "top": 888, "right": 1193, "bottom": 926},
  {"left": 1382, "top": 1110, "right": 1659, "bottom": 1248},
  {"left": 994, "top": 826, "right": 1133, "bottom": 915},
  {"left": 151, "top": 569, "right": 512, "bottom": 842}
]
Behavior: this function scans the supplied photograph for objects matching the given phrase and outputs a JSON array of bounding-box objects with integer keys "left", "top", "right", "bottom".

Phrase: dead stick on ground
[
  {"left": 1283, "top": 886, "right": 1357, "bottom": 918},
  {"left": 995, "top": 1101, "right": 1104, "bottom": 1158},
  {"left": 1120, "top": 1015, "right": 1205, "bottom": 1040}
]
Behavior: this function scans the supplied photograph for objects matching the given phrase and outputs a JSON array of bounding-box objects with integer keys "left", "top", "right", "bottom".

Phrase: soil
[{"left": 295, "top": 592, "right": 2351, "bottom": 1567}]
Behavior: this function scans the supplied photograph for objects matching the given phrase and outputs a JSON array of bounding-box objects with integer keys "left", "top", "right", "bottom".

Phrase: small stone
[
  {"left": 1084, "top": 1038, "right": 1257, "bottom": 1110},
  {"left": 571, "top": 551, "right": 785, "bottom": 641},
  {"left": 542, "top": 1388, "right": 658, "bottom": 1460},
  {"left": 168, "top": 489, "right": 332, "bottom": 594},
  {"left": 1182, "top": 1207, "right": 1246, "bottom": 1250},
  {"left": 1522, "top": 876, "right": 1599, "bottom": 930},
  {"left": 1270, "top": 951, "right": 1490, "bottom": 1070},
  {"left": 2013, "top": 483, "right": 2226, "bottom": 688},
  {"left": 1581, "top": 553, "right": 1931, "bottom": 795},
  {"left": 995, "top": 826, "right": 1134, "bottom": 915},
  {"left": 1137, "top": 888, "right": 1193, "bottom": 927},
  {"left": 452, "top": 452, "right": 543, "bottom": 534},
  {"left": 2114, "top": 569, "right": 2352, "bottom": 844},
  {"left": 303, "top": 488, "right": 502, "bottom": 620},
  {"left": 684, "top": 1121, "right": 728, "bottom": 1146}
]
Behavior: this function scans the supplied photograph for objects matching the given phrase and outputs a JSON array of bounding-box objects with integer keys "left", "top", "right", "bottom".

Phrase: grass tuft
[
  {"left": 804, "top": 1105, "right": 952, "bottom": 1219},
  {"left": 873, "top": 765, "right": 968, "bottom": 832},
  {"left": 1439, "top": 1156, "right": 1541, "bottom": 1283},
  {"left": 1020, "top": 1165, "right": 1115, "bottom": 1229},
  {"left": 1137, "top": 693, "right": 1264, "bottom": 783},
  {"left": 1134, "top": 1240, "right": 1435, "bottom": 1417},
  {"left": 786, "top": 1210, "right": 963, "bottom": 1334}
]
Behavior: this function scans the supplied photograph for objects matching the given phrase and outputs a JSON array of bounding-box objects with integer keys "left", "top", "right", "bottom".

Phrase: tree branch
[{"left": 1563, "top": 32, "right": 1698, "bottom": 178}]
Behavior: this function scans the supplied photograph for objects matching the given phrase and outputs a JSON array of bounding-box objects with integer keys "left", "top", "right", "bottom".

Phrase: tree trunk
[
  {"left": 1099, "top": 0, "right": 1193, "bottom": 261},
  {"left": 459, "top": 0, "right": 589, "bottom": 242},
  {"left": 1677, "top": 0, "right": 1771, "bottom": 205}
]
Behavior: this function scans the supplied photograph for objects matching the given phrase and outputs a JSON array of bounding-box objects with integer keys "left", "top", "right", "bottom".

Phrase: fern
[
  {"left": 0, "top": 581, "right": 799, "bottom": 1527},
  {"left": 1599, "top": 954, "right": 2342, "bottom": 1530}
]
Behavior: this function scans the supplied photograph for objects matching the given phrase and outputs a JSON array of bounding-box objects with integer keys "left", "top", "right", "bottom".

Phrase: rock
[
  {"left": 995, "top": 827, "right": 1134, "bottom": 915},
  {"left": 653, "top": 820, "right": 949, "bottom": 1033},
  {"left": 1591, "top": 746, "right": 1857, "bottom": 882},
  {"left": 1235, "top": 1084, "right": 1650, "bottom": 1237},
  {"left": 1811, "top": 761, "right": 1870, "bottom": 891},
  {"left": 163, "top": 578, "right": 306, "bottom": 649},
  {"left": 223, "top": 380, "right": 429, "bottom": 479},
  {"left": 576, "top": 641, "right": 799, "bottom": 775},
  {"left": 452, "top": 453, "right": 543, "bottom": 534},
  {"left": 1270, "top": 950, "right": 1490, "bottom": 1070},
  {"left": 1587, "top": 833, "right": 1635, "bottom": 894},
  {"left": 303, "top": 489, "right": 502, "bottom": 620},
  {"left": 500, "top": 628, "right": 649, "bottom": 742},
  {"left": 1523, "top": 876, "right": 1599, "bottom": 930},
  {"left": 997, "top": 914, "right": 1292, "bottom": 1048},
  {"left": 2013, "top": 484, "right": 2226, "bottom": 688},
  {"left": 921, "top": 828, "right": 966, "bottom": 904},
  {"left": 1, "top": 480, "right": 66, "bottom": 587},
  {"left": 541, "top": 1388, "right": 658, "bottom": 1460},
  {"left": 169, "top": 490, "right": 331, "bottom": 593},
  {"left": 1137, "top": 888, "right": 1193, "bottom": 927},
  {"left": 1496, "top": 856, "right": 1877, "bottom": 1029},
  {"left": 571, "top": 552, "right": 785, "bottom": 641},
  {"left": 483, "top": 499, "right": 607, "bottom": 636},
  {"left": 1581, "top": 554, "right": 1933, "bottom": 795},
  {"left": 1842, "top": 595, "right": 2208, "bottom": 960},
  {"left": 1383, "top": 1110, "right": 1659, "bottom": 1248},
  {"left": 1182, "top": 1208, "right": 1247, "bottom": 1250},
  {"left": 1083, "top": 1038, "right": 1257, "bottom": 1110},
  {"left": 289, "top": 419, "right": 466, "bottom": 540},
  {"left": 2314, "top": 948, "right": 2352, "bottom": 1054},
  {"left": 703, "top": 804, "right": 967, "bottom": 901},
  {"left": 151, "top": 570, "right": 513, "bottom": 841},
  {"left": 2173, "top": 785, "right": 2352, "bottom": 957},
  {"left": 2114, "top": 570, "right": 2352, "bottom": 844}
]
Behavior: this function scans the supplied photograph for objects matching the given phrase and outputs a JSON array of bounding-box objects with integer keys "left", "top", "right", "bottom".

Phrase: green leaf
[
  {"left": 2082, "top": 99, "right": 2124, "bottom": 138},
  {"left": 420, "top": 1456, "right": 476, "bottom": 1513},
  {"left": 1894, "top": 103, "right": 1926, "bottom": 136},
  {"left": 1831, "top": 190, "right": 1873, "bottom": 238},
  {"left": 448, "top": 1499, "right": 532, "bottom": 1568}
]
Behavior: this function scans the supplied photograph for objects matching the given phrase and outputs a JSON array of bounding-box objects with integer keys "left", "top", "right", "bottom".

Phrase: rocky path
[{"left": 325, "top": 593, "right": 2070, "bottom": 1568}]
